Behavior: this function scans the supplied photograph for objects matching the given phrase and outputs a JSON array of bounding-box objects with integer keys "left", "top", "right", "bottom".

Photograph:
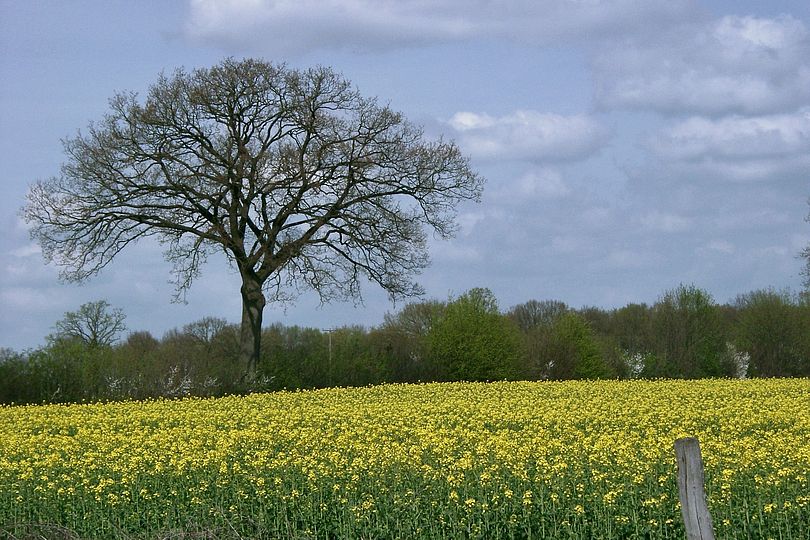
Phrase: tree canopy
[
  {"left": 52, "top": 300, "right": 126, "bottom": 348},
  {"left": 23, "top": 58, "right": 483, "bottom": 379}
]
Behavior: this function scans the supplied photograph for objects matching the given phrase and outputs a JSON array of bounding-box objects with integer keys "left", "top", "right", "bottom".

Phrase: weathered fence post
[{"left": 674, "top": 437, "right": 715, "bottom": 540}]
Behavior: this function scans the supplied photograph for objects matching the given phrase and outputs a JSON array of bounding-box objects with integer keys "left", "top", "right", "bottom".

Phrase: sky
[{"left": 2, "top": 0, "right": 809, "bottom": 351}]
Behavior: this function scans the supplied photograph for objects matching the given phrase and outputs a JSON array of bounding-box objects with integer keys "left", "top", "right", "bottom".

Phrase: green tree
[
  {"left": 0, "top": 349, "right": 30, "bottom": 404},
  {"left": 261, "top": 324, "right": 327, "bottom": 389},
  {"left": 608, "top": 303, "right": 656, "bottom": 377},
  {"left": 733, "top": 289, "right": 808, "bottom": 377},
  {"left": 507, "top": 299, "right": 568, "bottom": 380},
  {"left": 379, "top": 299, "right": 447, "bottom": 381},
  {"left": 183, "top": 317, "right": 230, "bottom": 349},
  {"left": 110, "top": 331, "right": 161, "bottom": 399},
  {"left": 23, "top": 58, "right": 483, "bottom": 382},
  {"left": 547, "top": 312, "right": 613, "bottom": 380},
  {"left": 328, "top": 326, "right": 385, "bottom": 387},
  {"left": 427, "top": 288, "right": 523, "bottom": 381},
  {"left": 650, "top": 284, "right": 732, "bottom": 378},
  {"left": 577, "top": 306, "right": 612, "bottom": 335}
]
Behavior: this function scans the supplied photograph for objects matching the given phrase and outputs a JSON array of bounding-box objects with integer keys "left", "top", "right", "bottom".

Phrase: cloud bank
[
  {"left": 594, "top": 15, "right": 810, "bottom": 115},
  {"left": 185, "top": 0, "right": 695, "bottom": 55},
  {"left": 648, "top": 109, "right": 810, "bottom": 181},
  {"left": 448, "top": 111, "right": 608, "bottom": 162}
]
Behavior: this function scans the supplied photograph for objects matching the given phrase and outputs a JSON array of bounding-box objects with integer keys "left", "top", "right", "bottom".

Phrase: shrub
[
  {"left": 546, "top": 312, "right": 614, "bottom": 380},
  {"left": 427, "top": 288, "right": 523, "bottom": 381}
]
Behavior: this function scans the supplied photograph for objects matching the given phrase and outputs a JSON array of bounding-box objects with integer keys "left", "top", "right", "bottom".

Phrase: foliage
[
  {"left": 260, "top": 325, "right": 386, "bottom": 390},
  {"left": 609, "top": 304, "right": 655, "bottom": 366},
  {"left": 507, "top": 300, "right": 567, "bottom": 380},
  {"left": 377, "top": 299, "right": 447, "bottom": 382},
  {"left": 261, "top": 324, "right": 328, "bottom": 390},
  {"left": 2, "top": 284, "right": 809, "bottom": 405},
  {"left": 1, "top": 380, "right": 807, "bottom": 539},
  {"left": 648, "top": 285, "right": 734, "bottom": 379},
  {"left": 733, "top": 288, "right": 810, "bottom": 377},
  {"left": 427, "top": 288, "right": 523, "bottom": 381},
  {"left": 546, "top": 312, "right": 614, "bottom": 380}
]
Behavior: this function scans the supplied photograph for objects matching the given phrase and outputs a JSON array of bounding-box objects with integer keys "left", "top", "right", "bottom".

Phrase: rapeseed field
[{"left": 1, "top": 379, "right": 808, "bottom": 539}]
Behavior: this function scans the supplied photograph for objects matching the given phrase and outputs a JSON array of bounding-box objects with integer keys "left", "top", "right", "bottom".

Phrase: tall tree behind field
[
  {"left": 428, "top": 288, "right": 523, "bottom": 381},
  {"left": 649, "top": 284, "right": 733, "bottom": 378},
  {"left": 507, "top": 299, "right": 569, "bottom": 333},
  {"left": 23, "top": 58, "right": 483, "bottom": 383},
  {"left": 378, "top": 299, "right": 447, "bottom": 381},
  {"left": 546, "top": 312, "right": 613, "bottom": 380},
  {"left": 607, "top": 303, "right": 656, "bottom": 377},
  {"left": 733, "top": 289, "right": 810, "bottom": 377},
  {"left": 52, "top": 300, "right": 126, "bottom": 348},
  {"left": 506, "top": 300, "right": 569, "bottom": 380}
]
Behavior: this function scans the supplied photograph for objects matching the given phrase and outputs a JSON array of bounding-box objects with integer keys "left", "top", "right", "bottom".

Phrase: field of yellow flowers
[{"left": 1, "top": 379, "right": 808, "bottom": 539}]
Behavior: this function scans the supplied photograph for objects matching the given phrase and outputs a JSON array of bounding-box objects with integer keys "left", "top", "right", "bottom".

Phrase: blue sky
[{"left": 2, "top": 0, "right": 809, "bottom": 350}]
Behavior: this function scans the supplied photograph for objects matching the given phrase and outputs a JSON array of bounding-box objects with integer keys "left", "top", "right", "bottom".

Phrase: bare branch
[
  {"left": 52, "top": 300, "right": 127, "bottom": 347},
  {"left": 22, "top": 58, "right": 483, "bottom": 374}
]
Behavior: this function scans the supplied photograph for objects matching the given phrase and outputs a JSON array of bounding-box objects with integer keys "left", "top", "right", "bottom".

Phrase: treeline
[{"left": 1, "top": 285, "right": 808, "bottom": 404}]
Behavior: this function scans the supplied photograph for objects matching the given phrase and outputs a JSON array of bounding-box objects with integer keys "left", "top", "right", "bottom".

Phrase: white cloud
[
  {"left": 640, "top": 211, "right": 692, "bottom": 233},
  {"left": 185, "top": 0, "right": 694, "bottom": 55},
  {"left": 752, "top": 245, "right": 790, "bottom": 258},
  {"left": 647, "top": 109, "right": 810, "bottom": 181},
  {"left": 185, "top": 0, "right": 470, "bottom": 53},
  {"left": 790, "top": 234, "right": 807, "bottom": 252},
  {"left": 551, "top": 235, "right": 588, "bottom": 254},
  {"left": 594, "top": 15, "right": 810, "bottom": 115},
  {"left": 9, "top": 243, "right": 41, "bottom": 258},
  {"left": 650, "top": 110, "right": 810, "bottom": 160},
  {"left": 580, "top": 207, "right": 613, "bottom": 228},
  {"left": 701, "top": 240, "right": 735, "bottom": 254},
  {"left": 711, "top": 208, "right": 793, "bottom": 231},
  {"left": 603, "top": 249, "right": 656, "bottom": 269},
  {"left": 431, "top": 242, "right": 481, "bottom": 263},
  {"left": 512, "top": 168, "right": 570, "bottom": 199},
  {"left": 0, "top": 286, "right": 62, "bottom": 312},
  {"left": 455, "top": 211, "right": 485, "bottom": 236},
  {"left": 687, "top": 158, "right": 810, "bottom": 182},
  {"left": 448, "top": 110, "right": 608, "bottom": 162}
]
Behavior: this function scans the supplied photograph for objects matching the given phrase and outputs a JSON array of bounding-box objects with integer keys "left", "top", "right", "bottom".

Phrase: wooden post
[{"left": 674, "top": 437, "right": 715, "bottom": 540}]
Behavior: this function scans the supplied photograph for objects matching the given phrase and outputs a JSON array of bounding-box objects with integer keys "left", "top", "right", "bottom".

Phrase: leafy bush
[
  {"left": 427, "top": 288, "right": 523, "bottom": 381},
  {"left": 546, "top": 312, "right": 614, "bottom": 380}
]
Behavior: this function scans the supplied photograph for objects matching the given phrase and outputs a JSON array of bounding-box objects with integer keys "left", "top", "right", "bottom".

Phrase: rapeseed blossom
[{"left": 0, "top": 379, "right": 808, "bottom": 538}]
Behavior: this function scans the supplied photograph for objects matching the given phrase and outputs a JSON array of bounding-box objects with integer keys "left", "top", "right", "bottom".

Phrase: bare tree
[
  {"left": 23, "top": 58, "right": 483, "bottom": 380},
  {"left": 507, "top": 299, "right": 569, "bottom": 332},
  {"left": 382, "top": 299, "right": 446, "bottom": 337},
  {"left": 183, "top": 316, "right": 230, "bottom": 345},
  {"left": 53, "top": 300, "right": 127, "bottom": 347}
]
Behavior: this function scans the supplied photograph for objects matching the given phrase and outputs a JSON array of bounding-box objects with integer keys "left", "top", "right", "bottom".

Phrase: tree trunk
[{"left": 239, "top": 273, "right": 266, "bottom": 384}]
